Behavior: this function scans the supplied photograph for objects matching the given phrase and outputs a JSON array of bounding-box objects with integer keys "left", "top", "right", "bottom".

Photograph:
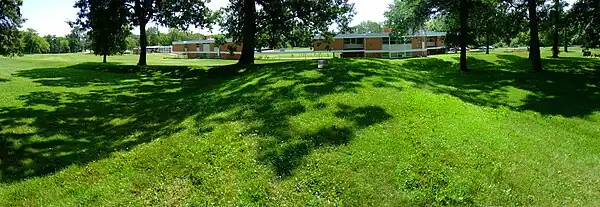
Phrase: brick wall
[
  {"left": 219, "top": 42, "right": 242, "bottom": 52},
  {"left": 411, "top": 37, "right": 423, "bottom": 49},
  {"left": 173, "top": 44, "right": 185, "bottom": 52},
  {"left": 313, "top": 39, "right": 343, "bottom": 51},
  {"left": 436, "top": 36, "right": 445, "bottom": 47},
  {"left": 365, "top": 37, "right": 383, "bottom": 50}
]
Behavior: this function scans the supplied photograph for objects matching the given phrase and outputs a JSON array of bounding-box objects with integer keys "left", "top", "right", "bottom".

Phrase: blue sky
[{"left": 20, "top": 0, "right": 575, "bottom": 37}]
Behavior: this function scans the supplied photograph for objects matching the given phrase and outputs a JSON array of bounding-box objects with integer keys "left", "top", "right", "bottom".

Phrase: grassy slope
[{"left": 1, "top": 52, "right": 599, "bottom": 206}]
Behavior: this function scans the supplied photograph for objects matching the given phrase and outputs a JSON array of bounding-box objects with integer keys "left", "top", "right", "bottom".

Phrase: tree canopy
[
  {"left": 74, "top": 0, "right": 130, "bottom": 63},
  {"left": 0, "top": 0, "right": 24, "bottom": 56},
  {"left": 74, "top": 0, "right": 214, "bottom": 65},
  {"left": 385, "top": 0, "right": 473, "bottom": 72},
  {"left": 220, "top": 0, "right": 355, "bottom": 65},
  {"left": 351, "top": 21, "right": 384, "bottom": 33},
  {"left": 570, "top": 0, "right": 600, "bottom": 48},
  {"left": 386, "top": 0, "right": 546, "bottom": 72}
]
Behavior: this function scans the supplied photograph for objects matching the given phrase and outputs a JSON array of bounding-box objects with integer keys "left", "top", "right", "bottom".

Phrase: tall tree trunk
[
  {"left": 135, "top": 0, "right": 147, "bottom": 66},
  {"left": 486, "top": 31, "right": 490, "bottom": 54},
  {"left": 563, "top": 23, "right": 569, "bottom": 52},
  {"left": 459, "top": 0, "right": 469, "bottom": 72},
  {"left": 103, "top": 45, "right": 108, "bottom": 63},
  {"left": 564, "top": 29, "right": 568, "bottom": 52},
  {"left": 552, "top": 0, "right": 560, "bottom": 58},
  {"left": 138, "top": 19, "right": 148, "bottom": 66},
  {"left": 528, "top": 0, "right": 543, "bottom": 72},
  {"left": 238, "top": 0, "right": 256, "bottom": 65},
  {"left": 552, "top": 28, "right": 559, "bottom": 57}
]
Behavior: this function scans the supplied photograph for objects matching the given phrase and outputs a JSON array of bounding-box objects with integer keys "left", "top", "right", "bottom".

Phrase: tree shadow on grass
[
  {"left": 0, "top": 78, "right": 9, "bottom": 82},
  {"left": 257, "top": 104, "right": 392, "bottom": 178},
  {"left": 1, "top": 58, "right": 399, "bottom": 183},
  {"left": 400, "top": 55, "right": 600, "bottom": 117},
  {"left": 6, "top": 54, "right": 594, "bottom": 183}
]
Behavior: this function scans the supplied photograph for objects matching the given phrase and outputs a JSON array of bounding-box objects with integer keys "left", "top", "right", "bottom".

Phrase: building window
[
  {"left": 383, "top": 37, "right": 390, "bottom": 44},
  {"left": 196, "top": 43, "right": 200, "bottom": 48},
  {"left": 389, "top": 37, "right": 409, "bottom": 44},
  {"left": 343, "top": 38, "right": 364, "bottom": 44}
]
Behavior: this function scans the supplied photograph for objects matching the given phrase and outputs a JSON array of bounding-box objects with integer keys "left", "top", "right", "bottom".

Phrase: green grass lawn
[
  {"left": 1, "top": 51, "right": 600, "bottom": 206},
  {"left": 255, "top": 51, "right": 337, "bottom": 60}
]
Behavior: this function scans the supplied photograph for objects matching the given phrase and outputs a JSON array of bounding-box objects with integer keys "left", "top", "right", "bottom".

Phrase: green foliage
[
  {"left": 569, "top": 0, "right": 600, "bottom": 48},
  {"left": 59, "top": 39, "right": 71, "bottom": 53},
  {"left": 125, "top": 35, "right": 139, "bottom": 50},
  {"left": 20, "top": 29, "right": 50, "bottom": 54},
  {"left": 386, "top": 0, "right": 473, "bottom": 71},
  {"left": 384, "top": 0, "right": 432, "bottom": 36},
  {"left": 73, "top": 0, "right": 214, "bottom": 65},
  {"left": 0, "top": 0, "right": 24, "bottom": 56},
  {"left": 74, "top": 0, "right": 130, "bottom": 61},
  {"left": 213, "top": 34, "right": 227, "bottom": 47},
  {"left": 220, "top": 0, "right": 355, "bottom": 63},
  {"left": 66, "top": 27, "right": 85, "bottom": 53},
  {"left": 146, "top": 27, "right": 161, "bottom": 46},
  {"left": 144, "top": 27, "right": 206, "bottom": 46},
  {"left": 351, "top": 21, "right": 384, "bottom": 33},
  {"left": 511, "top": 31, "right": 531, "bottom": 47}
]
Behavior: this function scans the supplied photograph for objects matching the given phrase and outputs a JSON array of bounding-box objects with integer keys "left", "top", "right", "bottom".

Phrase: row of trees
[
  {"left": 67, "top": 0, "right": 354, "bottom": 65},
  {"left": 71, "top": 0, "right": 214, "bottom": 65},
  {"left": 144, "top": 27, "right": 205, "bottom": 46},
  {"left": 385, "top": 0, "right": 600, "bottom": 72},
  {"left": 19, "top": 28, "right": 87, "bottom": 54},
  {"left": 2, "top": 0, "right": 598, "bottom": 71},
  {"left": 12, "top": 26, "right": 206, "bottom": 56}
]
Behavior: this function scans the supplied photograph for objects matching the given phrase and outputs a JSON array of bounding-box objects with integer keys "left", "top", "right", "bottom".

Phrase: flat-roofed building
[
  {"left": 133, "top": 46, "right": 173, "bottom": 54},
  {"left": 171, "top": 39, "right": 242, "bottom": 59},
  {"left": 312, "top": 30, "right": 446, "bottom": 58}
]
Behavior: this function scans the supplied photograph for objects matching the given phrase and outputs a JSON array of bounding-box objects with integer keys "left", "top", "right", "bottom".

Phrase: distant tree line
[
  {"left": 139, "top": 27, "right": 206, "bottom": 47},
  {"left": 13, "top": 26, "right": 208, "bottom": 56},
  {"left": 72, "top": 0, "right": 214, "bottom": 65},
  {"left": 18, "top": 28, "right": 88, "bottom": 54}
]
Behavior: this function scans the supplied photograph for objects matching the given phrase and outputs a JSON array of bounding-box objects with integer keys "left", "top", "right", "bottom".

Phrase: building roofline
[
  {"left": 172, "top": 38, "right": 234, "bottom": 45},
  {"left": 313, "top": 31, "right": 446, "bottom": 40}
]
